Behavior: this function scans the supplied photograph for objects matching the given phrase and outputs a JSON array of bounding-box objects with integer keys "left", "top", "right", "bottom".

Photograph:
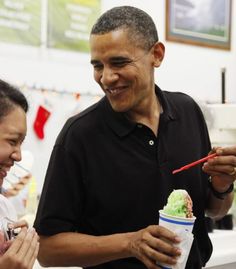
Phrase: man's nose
[{"left": 100, "top": 68, "right": 119, "bottom": 85}]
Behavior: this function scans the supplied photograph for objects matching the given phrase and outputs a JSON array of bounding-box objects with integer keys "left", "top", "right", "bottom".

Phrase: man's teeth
[
  {"left": 108, "top": 88, "right": 121, "bottom": 95},
  {"left": 111, "top": 89, "right": 118, "bottom": 95}
]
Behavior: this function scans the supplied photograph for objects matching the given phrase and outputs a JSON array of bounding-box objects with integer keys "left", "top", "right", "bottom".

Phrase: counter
[
  {"left": 206, "top": 228, "right": 236, "bottom": 269},
  {"left": 33, "top": 229, "right": 236, "bottom": 269}
]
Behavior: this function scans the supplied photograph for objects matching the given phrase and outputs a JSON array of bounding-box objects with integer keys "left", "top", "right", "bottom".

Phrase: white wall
[
  {"left": 2, "top": 0, "right": 235, "bottom": 101},
  {"left": 1, "top": 0, "right": 236, "bottom": 192},
  {"left": 21, "top": 89, "right": 101, "bottom": 192}
]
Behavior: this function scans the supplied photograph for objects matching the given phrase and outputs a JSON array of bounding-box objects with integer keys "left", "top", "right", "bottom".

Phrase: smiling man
[{"left": 34, "top": 6, "right": 236, "bottom": 269}]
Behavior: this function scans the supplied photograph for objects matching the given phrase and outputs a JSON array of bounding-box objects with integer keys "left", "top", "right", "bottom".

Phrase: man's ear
[{"left": 152, "top": 42, "right": 165, "bottom": 67}]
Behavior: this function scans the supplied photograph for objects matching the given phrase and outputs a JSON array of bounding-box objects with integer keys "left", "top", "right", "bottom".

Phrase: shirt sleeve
[{"left": 34, "top": 144, "right": 84, "bottom": 235}]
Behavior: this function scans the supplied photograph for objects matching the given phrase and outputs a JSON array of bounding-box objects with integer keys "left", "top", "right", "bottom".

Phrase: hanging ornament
[{"left": 33, "top": 105, "right": 51, "bottom": 140}]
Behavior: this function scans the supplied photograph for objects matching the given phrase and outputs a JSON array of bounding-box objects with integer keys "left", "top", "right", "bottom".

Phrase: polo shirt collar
[
  {"left": 103, "top": 85, "right": 178, "bottom": 137},
  {"left": 156, "top": 85, "right": 178, "bottom": 122},
  {"left": 103, "top": 99, "right": 136, "bottom": 137}
]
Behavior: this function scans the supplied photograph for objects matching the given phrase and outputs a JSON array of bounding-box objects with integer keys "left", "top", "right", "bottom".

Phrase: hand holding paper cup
[
  {"left": 158, "top": 189, "right": 196, "bottom": 269},
  {"left": 0, "top": 218, "right": 11, "bottom": 255}
]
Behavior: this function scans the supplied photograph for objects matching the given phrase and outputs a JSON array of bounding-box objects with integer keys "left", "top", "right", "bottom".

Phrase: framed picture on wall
[{"left": 166, "top": 0, "right": 232, "bottom": 50}]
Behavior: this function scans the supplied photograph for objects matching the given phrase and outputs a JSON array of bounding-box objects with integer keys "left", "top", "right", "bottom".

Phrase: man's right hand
[{"left": 127, "top": 225, "right": 181, "bottom": 269}]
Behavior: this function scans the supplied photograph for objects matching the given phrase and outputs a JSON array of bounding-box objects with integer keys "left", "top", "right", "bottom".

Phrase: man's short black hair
[{"left": 91, "top": 6, "right": 159, "bottom": 51}]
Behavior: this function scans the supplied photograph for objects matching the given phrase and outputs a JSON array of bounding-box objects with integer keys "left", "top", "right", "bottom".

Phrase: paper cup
[
  {"left": 158, "top": 210, "right": 196, "bottom": 269},
  {"left": 159, "top": 210, "right": 195, "bottom": 233}
]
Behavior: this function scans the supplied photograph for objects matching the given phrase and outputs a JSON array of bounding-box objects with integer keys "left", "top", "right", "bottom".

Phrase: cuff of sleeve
[{"left": 208, "top": 177, "right": 234, "bottom": 200}]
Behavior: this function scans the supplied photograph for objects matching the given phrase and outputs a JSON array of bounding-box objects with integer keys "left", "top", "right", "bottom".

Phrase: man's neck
[{"left": 126, "top": 95, "right": 162, "bottom": 136}]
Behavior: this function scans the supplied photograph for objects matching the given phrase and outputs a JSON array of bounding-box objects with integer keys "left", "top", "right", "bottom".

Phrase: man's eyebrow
[
  {"left": 110, "top": 56, "right": 132, "bottom": 62},
  {"left": 91, "top": 56, "right": 131, "bottom": 64},
  {"left": 90, "top": 59, "right": 100, "bottom": 65}
]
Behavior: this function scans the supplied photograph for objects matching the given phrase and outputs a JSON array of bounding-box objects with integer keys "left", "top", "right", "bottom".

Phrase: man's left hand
[{"left": 202, "top": 146, "right": 236, "bottom": 192}]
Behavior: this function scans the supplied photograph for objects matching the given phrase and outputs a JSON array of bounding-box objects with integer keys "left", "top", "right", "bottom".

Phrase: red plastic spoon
[{"left": 172, "top": 153, "right": 217, "bottom": 174}]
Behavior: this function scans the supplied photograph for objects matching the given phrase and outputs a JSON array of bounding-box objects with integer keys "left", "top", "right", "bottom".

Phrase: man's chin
[{"left": 109, "top": 102, "right": 129, "bottom": 113}]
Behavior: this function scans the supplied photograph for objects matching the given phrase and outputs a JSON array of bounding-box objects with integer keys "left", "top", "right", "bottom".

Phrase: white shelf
[{"left": 206, "top": 229, "right": 236, "bottom": 268}]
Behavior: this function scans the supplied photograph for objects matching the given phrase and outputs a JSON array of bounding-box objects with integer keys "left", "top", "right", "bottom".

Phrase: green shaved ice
[{"left": 163, "top": 189, "right": 188, "bottom": 217}]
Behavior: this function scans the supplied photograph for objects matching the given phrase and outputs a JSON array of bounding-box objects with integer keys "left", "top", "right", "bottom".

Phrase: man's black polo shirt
[{"left": 34, "top": 85, "right": 212, "bottom": 269}]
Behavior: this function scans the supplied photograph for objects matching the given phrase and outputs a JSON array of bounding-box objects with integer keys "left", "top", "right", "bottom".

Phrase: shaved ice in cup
[
  {"left": 162, "top": 189, "right": 193, "bottom": 219},
  {"left": 158, "top": 189, "right": 196, "bottom": 269}
]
